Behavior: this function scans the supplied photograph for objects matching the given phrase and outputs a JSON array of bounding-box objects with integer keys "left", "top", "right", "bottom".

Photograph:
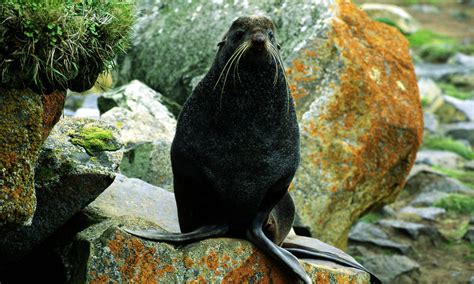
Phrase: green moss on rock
[
  {"left": 437, "top": 82, "right": 474, "bottom": 100},
  {"left": 70, "top": 126, "right": 120, "bottom": 156},
  {"left": 434, "top": 194, "right": 474, "bottom": 215}
]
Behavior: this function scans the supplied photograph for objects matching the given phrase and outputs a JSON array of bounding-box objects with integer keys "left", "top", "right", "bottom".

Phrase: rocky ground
[{"left": 1, "top": 0, "right": 473, "bottom": 283}]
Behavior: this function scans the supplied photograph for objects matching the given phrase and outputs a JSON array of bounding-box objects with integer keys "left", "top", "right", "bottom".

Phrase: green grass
[
  {"left": 359, "top": 212, "right": 383, "bottom": 224},
  {"left": 0, "top": 0, "right": 134, "bottom": 92},
  {"left": 422, "top": 135, "right": 474, "bottom": 160},
  {"left": 434, "top": 194, "right": 474, "bottom": 215},
  {"left": 432, "top": 166, "right": 474, "bottom": 189},
  {"left": 437, "top": 83, "right": 474, "bottom": 100},
  {"left": 406, "top": 29, "right": 474, "bottom": 63}
]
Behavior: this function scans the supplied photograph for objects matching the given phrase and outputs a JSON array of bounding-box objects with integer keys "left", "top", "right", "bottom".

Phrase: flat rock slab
[
  {"left": 349, "top": 222, "right": 410, "bottom": 254},
  {"left": 410, "top": 191, "right": 450, "bottom": 207},
  {"left": 360, "top": 254, "right": 419, "bottom": 283},
  {"left": 415, "top": 150, "right": 465, "bottom": 169},
  {"left": 70, "top": 220, "right": 371, "bottom": 283},
  {"left": 378, "top": 219, "right": 430, "bottom": 239},
  {"left": 85, "top": 174, "right": 179, "bottom": 233},
  {"left": 400, "top": 206, "right": 446, "bottom": 221}
]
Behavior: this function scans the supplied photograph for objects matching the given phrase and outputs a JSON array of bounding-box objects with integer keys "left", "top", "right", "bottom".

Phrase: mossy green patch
[
  {"left": 422, "top": 135, "right": 474, "bottom": 160},
  {"left": 437, "top": 82, "right": 474, "bottom": 100},
  {"left": 434, "top": 194, "right": 474, "bottom": 215},
  {"left": 433, "top": 166, "right": 474, "bottom": 188},
  {"left": 359, "top": 212, "right": 383, "bottom": 224},
  {"left": 70, "top": 126, "right": 120, "bottom": 156},
  {"left": 406, "top": 29, "right": 474, "bottom": 63}
]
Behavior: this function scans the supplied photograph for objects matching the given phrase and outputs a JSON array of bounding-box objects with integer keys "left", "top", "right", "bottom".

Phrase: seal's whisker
[
  {"left": 234, "top": 41, "right": 250, "bottom": 84},
  {"left": 219, "top": 42, "right": 249, "bottom": 108},
  {"left": 269, "top": 44, "right": 291, "bottom": 112},
  {"left": 222, "top": 42, "right": 247, "bottom": 94},
  {"left": 267, "top": 42, "right": 279, "bottom": 86},
  {"left": 213, "top": 42, "right": 248, "bottom": 91}
]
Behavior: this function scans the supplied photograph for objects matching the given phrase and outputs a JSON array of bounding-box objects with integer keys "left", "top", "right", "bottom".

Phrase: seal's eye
[
  {"left": 268, "top": 31, "right": 274, "bottom": 40},
  {"left": 234, "top": 30, "right": 245, "bottom": 40}
]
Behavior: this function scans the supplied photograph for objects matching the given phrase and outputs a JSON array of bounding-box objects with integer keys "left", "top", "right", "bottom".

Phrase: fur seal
[{"left": 126, "top": 15, "right": 380, "bottom": 284}]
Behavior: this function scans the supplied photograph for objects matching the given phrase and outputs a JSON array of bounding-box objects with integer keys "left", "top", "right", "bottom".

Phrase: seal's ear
[
  {"left": 217, "top": 40, "right": 226, "bottom": 48},
  {"left": 277, "top": 44, "right": 281, "bottom": 50}
]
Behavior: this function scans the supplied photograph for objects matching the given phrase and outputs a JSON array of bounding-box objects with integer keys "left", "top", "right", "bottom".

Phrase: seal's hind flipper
[
  {"left": 283, "top": 238, "right": 382, "bottom": 284},
  {"left": 123, "top": 224, "right": 229, "bottom": 244},
  {"left": 246, "top": 210, "right": 312, "bottom": 284}
]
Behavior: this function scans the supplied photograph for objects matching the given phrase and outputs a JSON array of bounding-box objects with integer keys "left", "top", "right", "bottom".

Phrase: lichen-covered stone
[
  {"left": 287, "top": 0, "right": 423, "bottom": 248},
  {"left": 115, "top": 1, "right": 332, "bottom": 105},
  {"left": 0, "top": 117, "right": 122, "bottom": 262},
  {"left": 99, "top": 81, "right": 176, "bottom": 189},
  {"left": 0, "top": 88, "right": 64, "bottom": 230},
  {"left": 69, "top": 219, "right": 370, "bottom": 283}
]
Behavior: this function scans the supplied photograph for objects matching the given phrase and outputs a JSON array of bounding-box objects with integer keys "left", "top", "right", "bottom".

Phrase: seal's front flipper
[
  {"left": 246, "top": 212, "right": 312, "bottom": 284},
  {"left": 124, "top": 224, "right": 229, "bottom": 244}
]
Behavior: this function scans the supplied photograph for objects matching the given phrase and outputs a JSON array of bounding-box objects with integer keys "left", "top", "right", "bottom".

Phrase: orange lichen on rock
[
  {"left": 41, "top": 90, "right": 66, "bottom": 139},
  {"left": 291, "top": 0, "right": 423, "bottom": 248},
  {"left": 222, "top": 248, "right": 295, "bottom": 284},
  {"left": 105, "top": 231, "right": 174, "bottom": 282}
]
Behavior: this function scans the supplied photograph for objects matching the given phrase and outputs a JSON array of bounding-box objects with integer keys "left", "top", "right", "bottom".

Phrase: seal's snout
[{"left": 251, "top": 32, "right": 266, "bottom": 50}]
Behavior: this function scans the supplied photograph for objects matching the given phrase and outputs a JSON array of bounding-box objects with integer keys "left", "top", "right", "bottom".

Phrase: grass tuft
[
  {"left": 0, "top": 0, "right": 134, "bottom": 93},
  {"left": 422, "top": 135, "right": 474, "bottom": 160},
  {"left": 437, "top": 82, "right": 474, "bottom": 100},
  {"left": 434, "top": 194, "right": 474, "bottom": 215}
]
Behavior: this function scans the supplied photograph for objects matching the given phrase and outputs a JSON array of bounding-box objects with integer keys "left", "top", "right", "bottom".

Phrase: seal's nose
[{"left": 252, "top": 32, "right": 266, "bottom": 48}]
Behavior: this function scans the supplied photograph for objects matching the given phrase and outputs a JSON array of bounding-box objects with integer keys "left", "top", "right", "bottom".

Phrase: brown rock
[
  {"left": 287, "top": 0, "right": 423, "bottom": 248},
  {"left": 70, "top": 219, "right": 370, "bottom": 283},
  {"left": 0, "top": 88, "right": 65, "bottom": 229}
]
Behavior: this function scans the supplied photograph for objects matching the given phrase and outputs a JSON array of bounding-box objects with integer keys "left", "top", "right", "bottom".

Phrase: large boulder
[
  {"left": 99, "top": 80, "right": 176, "bottom": 190},
  {"left": 287, "top": 0, "right": 423, "bottom": 248},
  {"left": 0, "top": 117, "right": 122, "bottom": 262},
  {"left": 67, "top": 218, "right": 371, "bottom": 283},
  {"left": 0, "top": 89, "right": 65, "bottom": 229}
]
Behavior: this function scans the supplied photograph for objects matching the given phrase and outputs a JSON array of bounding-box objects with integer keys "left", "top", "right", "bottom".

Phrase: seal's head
[
  {"left": 213, "top": 15, "right": 288, "bottom": 96},
  {"left": 216, "top": 15, "right": 281, "bottom": 67}
]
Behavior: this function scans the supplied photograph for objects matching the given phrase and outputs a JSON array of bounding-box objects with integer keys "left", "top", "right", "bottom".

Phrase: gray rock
[
  {"left": 360, "top": 254, "right": 419, "bottom": 283},
  {"left": 464, "top": 226, "right": 474, "bottom": 244},
  {"left": 436, "top": 95, "right": 474, "bottom": 123},
  {"left": 378, "top": 219, "right": 430, "bottom": 239},
  {"left": 98, "top": 80, "right": 179, "bottom": 121},
  {"left": 410, "top": 4, "right": 440, "bottom": 13},
  {"left": 415, "top": 63, "right": 474, "bottom": 80},
  {"left": 361, "top": 3, "right": 420, "bottom": 34},
  {"left": 405, "top": 166, "right": 473, "bottom": 195},
  {"left": 423, "top": 112, "right": 439, "bottom": 133},
  {"left": 448, "top": 53, "right": 474, "bottom": 68},
  {"left": 410, "top": 191, "right": 449, "bottom": 207},
  {"left": 0, "top": 117, "right": 122, "bottom": 263},
  {"left": 120, "top": 141, "right": 173, "bottom": 190},
  {"left": 85, "top": 174, "right": 179, "bottom": 233},
  {"left": 99, "top": 81, "right": 177, "bottom": 146},
  {"left": 349, "top": 222, "right": 411, "bottom": 254},
  {"left": 400, "top": 206, "right": 445, "bottom": 220},
  {"left": 415, "top": 150, "right": 465, "bottom": 169},
  {"left": 115, "top": 1, "right": 335, "bottom": 105},
  {"left": 417, "top": 78, "right": 443, "bottom": 113},
  {"left": 443, "top": 122, "right": 474, "bottom": 147}
]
